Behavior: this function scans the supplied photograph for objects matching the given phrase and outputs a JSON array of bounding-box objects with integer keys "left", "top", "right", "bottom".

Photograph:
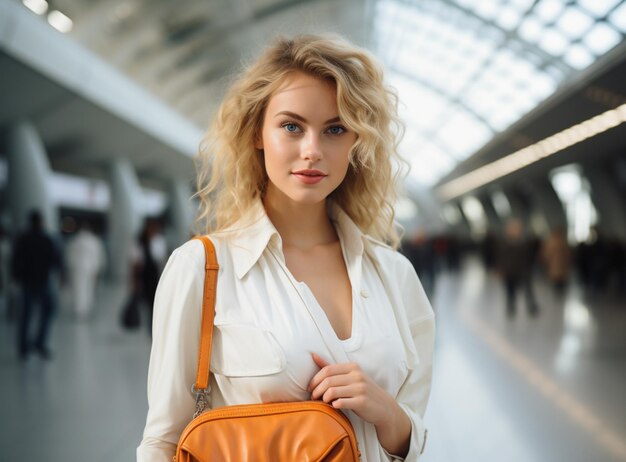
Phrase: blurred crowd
[
  {"left": 402, "top": 220, "right": 626, "bottom": 316},
  {"left": 0, "top": 210, "right": 168, "bottom": 361},
  {"left": 3, "top": 207, "right": 625, "bottom": 360}
]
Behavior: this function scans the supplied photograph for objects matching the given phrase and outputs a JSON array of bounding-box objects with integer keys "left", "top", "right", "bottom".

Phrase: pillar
[
  {"left": 6, "top": 120, "right": 57, "bottom": 232},
  {"left": 108, "top": 159, "right": 142, "bottom": 282}
]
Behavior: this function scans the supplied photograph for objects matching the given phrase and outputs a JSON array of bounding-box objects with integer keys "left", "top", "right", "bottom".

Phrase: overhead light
[
  {"left": 48, "top": 10, "right": 73, "bottom": 33},
  {"left": 23, "top": 0, "right": 48, "bottom": 15},
  {"left": 438, "top": 102, "right": 626, "bottom": 200}
]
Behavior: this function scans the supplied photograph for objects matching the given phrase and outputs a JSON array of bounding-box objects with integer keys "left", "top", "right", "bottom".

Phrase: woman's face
[{"left": 257, "top": 71, "right": 356, "bottom": 206}]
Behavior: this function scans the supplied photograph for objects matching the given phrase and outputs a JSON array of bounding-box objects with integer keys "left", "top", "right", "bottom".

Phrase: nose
[{"left": 301, "top": 132, "right": 322, "bottom": 162}]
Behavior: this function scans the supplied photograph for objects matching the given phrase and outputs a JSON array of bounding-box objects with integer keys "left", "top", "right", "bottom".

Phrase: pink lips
[{"left": 292, "top": 169, "right": 327, "bottom": 185}]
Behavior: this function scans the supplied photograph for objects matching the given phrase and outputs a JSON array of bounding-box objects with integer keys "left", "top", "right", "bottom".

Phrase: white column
[
  {"left": 6, "top": 120, "right": 57, "bottom": 232},
  {"left": 108, "top": 159, "right": 142, "bottom": 282}
]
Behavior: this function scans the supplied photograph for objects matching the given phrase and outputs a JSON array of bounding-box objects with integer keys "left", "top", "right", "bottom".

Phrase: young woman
[{"left": 137, "top": 34, "right": 435, "bottom": 462}]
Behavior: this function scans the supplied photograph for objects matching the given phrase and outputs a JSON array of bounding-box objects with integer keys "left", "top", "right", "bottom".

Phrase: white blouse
[{"left": 137, "top": 201, "right": 435, "bottom": 462}]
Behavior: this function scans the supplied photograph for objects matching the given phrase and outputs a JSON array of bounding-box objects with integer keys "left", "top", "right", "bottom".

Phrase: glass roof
[{"left": 372, "top": 0, "right": 626, "bottom": 186}]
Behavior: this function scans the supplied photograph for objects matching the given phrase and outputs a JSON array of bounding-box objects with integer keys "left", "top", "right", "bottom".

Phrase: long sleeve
[
  {"left": 137, "top": 241, "right": 205, "bottom": 462},
  {"left": 387, "top": 255, "right": 436, "bottom": 461}
]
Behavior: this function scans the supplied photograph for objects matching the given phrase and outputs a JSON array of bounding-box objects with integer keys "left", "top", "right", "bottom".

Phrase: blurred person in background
[
  {"left": 135, "top": 218, "right": 167, "bottom": 335},
  {"left": 496, "top": 218, "right": 539, "bottom": 318},
  {"left": 403, "top": 228, "right": 436, "bottom": 299},
  {"left": 577, "top": 226, "right": 611, "bottom": 296},
  {"left": 66, "top": 221, "right": 106, "bottom": 320},
  {"left": 540, "top": 226, "right": 572, "bottom": 296},
  {"left": 480, "top": 228, "right": 498, "bottom": 271},
  {"left": 0, "top": 218, "right": 12, "bottom": 319},
  {"left": 606, "top": 235, "right": 626, "bottom": 296},
  {"left": 11, "top": 210, "right": 61, "bottom": 360}
]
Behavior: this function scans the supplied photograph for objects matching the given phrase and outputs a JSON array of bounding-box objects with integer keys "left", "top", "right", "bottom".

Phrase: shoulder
[
  {"left": 172, "top": 234, "right": 239, "bottom": 278},
  {"left": 364, "top": 235, "right": 414, "bottom": 276}
]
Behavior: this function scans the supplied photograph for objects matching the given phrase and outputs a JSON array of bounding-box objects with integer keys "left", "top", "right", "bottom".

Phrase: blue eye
[
  {"left": 283, "top": 123, "right": 300, "bottom": 133},
  {"left": 327, "top": 125, "right": 346, "bottom": 135}
]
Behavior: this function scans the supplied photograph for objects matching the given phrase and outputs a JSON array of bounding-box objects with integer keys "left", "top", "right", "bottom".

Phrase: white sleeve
[
  {"left": 388, "top": 256, "right": 436, "bottom": 461},
  {"left": 136, "top": 240, "right": 205, "bottom": 462}
]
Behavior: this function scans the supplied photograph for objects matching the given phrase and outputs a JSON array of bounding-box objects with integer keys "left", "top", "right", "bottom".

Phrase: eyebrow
[{"left": 274, "top": 111, "right": 341, "bottom": 125}]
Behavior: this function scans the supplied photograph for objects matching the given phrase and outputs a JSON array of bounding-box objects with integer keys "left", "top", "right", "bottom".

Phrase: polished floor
[{"left": 1, "top": 257, "right": 625, "bottom": 462}]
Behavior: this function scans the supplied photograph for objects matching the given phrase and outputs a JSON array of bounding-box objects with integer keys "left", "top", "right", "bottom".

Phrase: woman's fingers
[
  {"left": 311, "top": 352, "right": 330, "bottom": 368},
  {"left": 310, "top": 375, "right": 354, "bottom": 400},
  {"left": 307, "top": 354, "right": 398, "bottom": 428},
  {"left": 308, "top": 357, "right": 358, "bottom": 392}
]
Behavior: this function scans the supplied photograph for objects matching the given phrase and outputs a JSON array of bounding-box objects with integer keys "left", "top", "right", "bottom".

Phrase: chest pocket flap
[{"left": 210, "top": 324, "right": 286, "bottom": 377}]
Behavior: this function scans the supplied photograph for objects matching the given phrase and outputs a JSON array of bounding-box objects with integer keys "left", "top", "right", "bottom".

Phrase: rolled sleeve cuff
[{"left": 383, "top": 403, "right": 428, "bottom": 461}]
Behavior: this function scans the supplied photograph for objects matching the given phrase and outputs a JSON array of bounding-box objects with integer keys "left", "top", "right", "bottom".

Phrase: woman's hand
[
  {"left": 307, "top": 353, "right": 412, "bottom": 457},
  {"left": 308, "top": 353, "right": 393, "bottom": 425}
]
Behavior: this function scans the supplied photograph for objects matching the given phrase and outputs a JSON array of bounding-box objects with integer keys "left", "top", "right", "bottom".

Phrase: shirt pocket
[
  {"left": 210, "top": 323, "right": 286, "bottom": 377},
  {"left": 359, "top": 329, "right": 410, "bottom": 399}
]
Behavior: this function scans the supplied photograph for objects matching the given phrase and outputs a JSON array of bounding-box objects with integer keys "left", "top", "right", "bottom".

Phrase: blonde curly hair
[{"left": 195, "top": 34, "right": 405, "bottom": 247}]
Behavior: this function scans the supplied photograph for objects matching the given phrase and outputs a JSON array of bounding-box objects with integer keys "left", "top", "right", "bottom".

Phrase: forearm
[{"left": 375, "top": 398, "right": 412, "bottom": 458}]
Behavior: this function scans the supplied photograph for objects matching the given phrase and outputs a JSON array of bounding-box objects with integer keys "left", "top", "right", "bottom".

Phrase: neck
[{"left": 263, "top": 189, "right": 337, "bottom": 250}]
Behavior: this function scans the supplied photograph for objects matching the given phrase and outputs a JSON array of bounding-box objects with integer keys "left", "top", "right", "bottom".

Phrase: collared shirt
[{"left": 137, "top": 200, "right": 435, "bottom": 462}]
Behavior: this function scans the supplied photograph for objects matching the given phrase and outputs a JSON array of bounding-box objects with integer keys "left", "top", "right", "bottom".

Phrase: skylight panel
[
  {"left": 511, "top": 58, "right": 538, "bottom": 82},
  {"left": 534, "top": 0, "right": 565, "bottom": 23},
  {"left": 526, "top": 71, "right": 557, "bottom": 99},
  {"left": 496, "top": 5, "right": 525, "bottom": 30},
  {"left": 578, "top": 0, "right": 621, "bottom": 18},
  {"left": 608, "top": 1, "right": 626, "bottom": 31},
  {"left": 374, "top": 0, "right": 625, "bottom": 187},
  {"left": 556, "top": 7, "right": 595, "bottom": 39},
  {"left": 519, "top": 16, "right": 545, "bottom": 42},
  {"left": 472, "top": 0, "right": 500, "bottom": 21},
  {"left": 538, "top": 28, "right": 570, "bottom": 55},
  {"left": 563, "top": 44, "right": 595, "bottom": 69},
  {"left": 491, "top": 49, "right": 519, "bottom": 72},
  {"left": 583, "top": 22, "right": 622, "bottom": 54}
]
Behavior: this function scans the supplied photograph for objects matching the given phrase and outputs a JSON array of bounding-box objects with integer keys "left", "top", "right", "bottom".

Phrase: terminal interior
[{"left": 1, "top": 0, "right": 625, "bottom": 461}]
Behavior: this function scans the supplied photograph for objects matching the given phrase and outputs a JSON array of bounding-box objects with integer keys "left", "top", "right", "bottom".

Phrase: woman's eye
[
  {"left": 327, "top": 125, "right": 346, "bottom": 135},
  {"left": 282, "top": 123, "right": 300, "bottom": 133}
]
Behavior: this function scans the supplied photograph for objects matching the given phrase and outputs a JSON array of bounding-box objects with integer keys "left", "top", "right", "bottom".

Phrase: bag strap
[{"left": 191, "top": 236, "right": 219, "bottom": 417}]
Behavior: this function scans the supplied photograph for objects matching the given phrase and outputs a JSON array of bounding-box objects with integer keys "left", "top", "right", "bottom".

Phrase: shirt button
[{"left": 360, "top": 289, "right": 369, "bottom": 298}]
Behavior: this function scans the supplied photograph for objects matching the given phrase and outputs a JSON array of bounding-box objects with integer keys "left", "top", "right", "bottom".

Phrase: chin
[
  {"left": 284, "top": 190, "right": 330, "bottom": 206},
  {"left": 290, "top": 195, "right": 328, "bottom": 206},
  {"left": 266, "top": 181, "right": 336, "bottom": 207}
]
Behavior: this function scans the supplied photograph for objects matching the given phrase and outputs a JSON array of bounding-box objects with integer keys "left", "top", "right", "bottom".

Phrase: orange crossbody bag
[{"left": 175, "top": 236, "right": 361, "bottom": 462}]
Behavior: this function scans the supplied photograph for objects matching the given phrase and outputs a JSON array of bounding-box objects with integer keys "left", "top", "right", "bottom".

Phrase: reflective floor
[{"left": 1, "top": 257, "right": 625, "bottom": 462}]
